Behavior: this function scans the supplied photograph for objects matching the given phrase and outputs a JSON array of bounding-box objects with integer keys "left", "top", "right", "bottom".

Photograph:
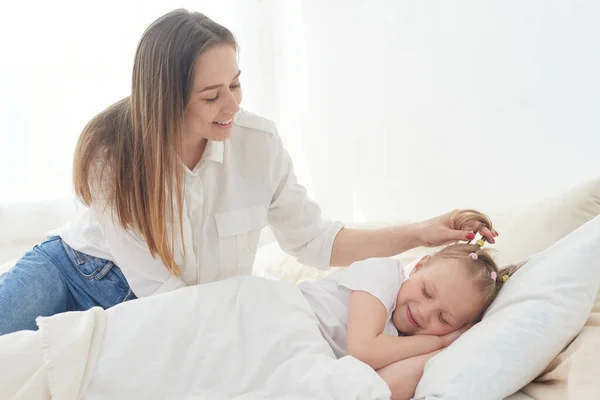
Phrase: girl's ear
[{"left": 410, "top": 255, "right": 430, "bottom": 277}]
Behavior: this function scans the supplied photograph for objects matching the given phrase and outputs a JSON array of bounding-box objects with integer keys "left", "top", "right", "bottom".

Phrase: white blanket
[{"left": 0, "top": 276, "right": 391, "bottom": 400}]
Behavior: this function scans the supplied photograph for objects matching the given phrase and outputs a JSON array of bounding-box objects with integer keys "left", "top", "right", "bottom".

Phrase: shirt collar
[
  {"left": 186, "top": 140, "right": 224, "bottom": 175},
  {"left": 204, "top": 140, "right": 224, "bottom": 164}
]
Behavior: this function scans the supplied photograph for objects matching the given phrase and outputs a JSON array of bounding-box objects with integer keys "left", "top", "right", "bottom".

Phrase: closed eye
[
  {"left": 422, "top": 284, "right": 432, "bottom": 300},
  {"left": 204, "top": 83, "right": 241, "bottom": 103},
  {"left": 439, "top": 313, "right": 450, "bottom": 325}
]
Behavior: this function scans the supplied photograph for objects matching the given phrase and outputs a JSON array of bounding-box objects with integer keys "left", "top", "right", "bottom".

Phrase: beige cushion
[{"left": 491, "top": 178, "right": 600, "bottom": 266}]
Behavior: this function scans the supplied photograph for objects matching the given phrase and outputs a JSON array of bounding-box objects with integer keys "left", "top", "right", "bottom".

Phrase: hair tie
[
  {"left": 502, "top": 274, "right": 509, "bottom": 282},
  {"left": 476, "top": 239, "right": 485, "bottom": 247},
  {"left": 469, "top": 253, "right": 478, "bottom": 261},
  {"left": 490, "top": 271, "right": 497, "bottom": 281}
]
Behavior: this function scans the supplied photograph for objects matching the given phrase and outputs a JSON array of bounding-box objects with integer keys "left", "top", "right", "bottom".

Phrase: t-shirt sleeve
[{"left": 336, "top": 257, "right": 404, "bottom": 313}]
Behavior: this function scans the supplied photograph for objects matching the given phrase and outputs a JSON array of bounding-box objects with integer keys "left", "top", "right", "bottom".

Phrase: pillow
[{"left": 413, "top": 214, "right": 600, "bottom": 399}]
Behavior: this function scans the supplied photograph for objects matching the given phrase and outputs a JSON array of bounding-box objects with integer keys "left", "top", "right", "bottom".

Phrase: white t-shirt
[
  {"left": 49, "top": 108, "right": 344, "bottom": 297},
  {"left": 299, "top": 257, "right": 406, "bottom": 358}
]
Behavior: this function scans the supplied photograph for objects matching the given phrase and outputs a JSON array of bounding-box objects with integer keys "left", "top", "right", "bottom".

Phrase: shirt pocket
[{"left": 214, "top": 205, "right": 268, "bottom": 274}]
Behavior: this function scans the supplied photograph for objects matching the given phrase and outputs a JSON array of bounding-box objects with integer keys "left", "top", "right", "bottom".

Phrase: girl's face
[
  {"left": 392, "top": 256, "right": 485, "bottom": 336},
  {"left": 183, "top": 44, "right": 242, "bottom": 142}
]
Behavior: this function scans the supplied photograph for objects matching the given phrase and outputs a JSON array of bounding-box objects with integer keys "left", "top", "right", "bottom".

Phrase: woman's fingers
[{"left": 478, "top": 226, "right": 496, "bottom": 244}]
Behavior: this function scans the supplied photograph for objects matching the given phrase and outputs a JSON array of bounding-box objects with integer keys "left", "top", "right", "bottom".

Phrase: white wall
[{"left": 291, "top": 0, "right": 600, "bottom": 222}]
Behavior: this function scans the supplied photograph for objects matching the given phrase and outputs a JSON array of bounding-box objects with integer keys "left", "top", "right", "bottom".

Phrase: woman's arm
[
  {"left": 376, "top": 350, "right": 442, "bottom": 400},
  {"left": 346, "top": 291, "right": 449, "bottom": 370},
  {"left": 330, "top": 225, "right": 420, "bottom": 267},
  {"left": 330, "top": 209, "right": 497, "bottom": 266}
]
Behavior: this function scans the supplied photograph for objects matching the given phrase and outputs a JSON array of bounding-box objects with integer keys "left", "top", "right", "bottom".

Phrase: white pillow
[{"left": 413, "top": 215, "right": 600, "bottom": 400}]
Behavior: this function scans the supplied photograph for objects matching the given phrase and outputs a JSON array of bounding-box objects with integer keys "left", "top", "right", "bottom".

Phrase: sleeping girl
[{"left": 299, "top": 209, "right": 521, "bottom": 399}]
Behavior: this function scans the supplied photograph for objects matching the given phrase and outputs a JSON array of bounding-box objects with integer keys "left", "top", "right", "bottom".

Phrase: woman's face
[{"left": 183, "top": 44, "right": 242, "bottom": 142}]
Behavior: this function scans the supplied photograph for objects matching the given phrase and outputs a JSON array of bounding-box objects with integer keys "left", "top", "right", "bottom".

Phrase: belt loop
[{"left": 96, "top": 261, "right": 115, "bottom": 280}]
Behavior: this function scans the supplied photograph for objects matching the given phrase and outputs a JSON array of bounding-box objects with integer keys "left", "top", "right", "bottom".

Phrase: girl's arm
[
  {"left": 346, "top": 291, "right": 456, "bottom": 370},
  {"left": 376, "top": 350, "right": 441, "bottom": 400}
]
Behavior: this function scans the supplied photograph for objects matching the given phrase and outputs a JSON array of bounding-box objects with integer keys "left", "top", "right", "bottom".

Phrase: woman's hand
[{"left": 414, "top": 209, "right": 498, "bottom": 247}]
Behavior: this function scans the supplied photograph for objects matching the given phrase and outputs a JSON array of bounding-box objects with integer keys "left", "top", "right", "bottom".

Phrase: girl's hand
[
  {"left": 414, "top": 209, "right": 498, "bottom": 247},
  {"left": 440, "top": 325, "right": 471, "bottom": 348}
]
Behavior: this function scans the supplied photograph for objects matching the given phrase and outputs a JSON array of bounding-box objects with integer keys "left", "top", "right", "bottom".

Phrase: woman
[{"left": 0, "top": 9, "right": 496, "bottom": 336}]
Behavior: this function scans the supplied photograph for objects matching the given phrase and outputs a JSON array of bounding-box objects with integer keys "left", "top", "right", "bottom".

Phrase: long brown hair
[{"left": 73, "top": 9, "right": 237, "bottom": 275}]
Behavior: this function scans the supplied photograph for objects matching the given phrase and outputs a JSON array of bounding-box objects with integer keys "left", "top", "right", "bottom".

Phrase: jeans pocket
[
  {"left": 60, "top": 239, "right": 102, "bottom": 278},
  {"left": 59, "top": 239, "right": 136, "bottom": 305}
]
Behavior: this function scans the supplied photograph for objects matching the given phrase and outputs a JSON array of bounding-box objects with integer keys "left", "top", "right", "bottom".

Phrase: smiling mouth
[{"left": 407, "top": 306, "right": 421, "bottom": 329}]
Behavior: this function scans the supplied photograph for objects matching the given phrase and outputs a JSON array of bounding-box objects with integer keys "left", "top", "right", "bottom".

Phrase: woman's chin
[{"left": 206, "top": 130, "right": 232, "bottom": 141}]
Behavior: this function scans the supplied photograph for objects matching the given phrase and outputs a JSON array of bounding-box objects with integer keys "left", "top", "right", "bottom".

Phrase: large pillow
[{"left": 413, "top": 214, "right": 600, "bottom": 399}]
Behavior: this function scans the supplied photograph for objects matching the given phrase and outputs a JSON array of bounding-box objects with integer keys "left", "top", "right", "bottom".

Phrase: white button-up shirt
[{"left": 51, "top": 109, "right": 344, "bottom": 297}]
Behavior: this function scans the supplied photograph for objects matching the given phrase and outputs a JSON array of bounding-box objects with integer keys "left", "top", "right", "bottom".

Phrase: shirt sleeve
[
  {"left": 336, "top": 257, "right": 404, "bottom": 313},
  {"left": 267, "top": 133, "right": 344, "bottom": 270}
]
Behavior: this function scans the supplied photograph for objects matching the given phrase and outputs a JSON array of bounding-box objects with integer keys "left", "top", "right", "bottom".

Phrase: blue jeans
[{"left": 0, "top": 236, "right": 136, "bottom": 335}]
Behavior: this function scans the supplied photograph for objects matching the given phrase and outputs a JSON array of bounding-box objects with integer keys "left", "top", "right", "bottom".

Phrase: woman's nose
[{"left": 223, "top": 89, "right": 240, "bottom": 115}]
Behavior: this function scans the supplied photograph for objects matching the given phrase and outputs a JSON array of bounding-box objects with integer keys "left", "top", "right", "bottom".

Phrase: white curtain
[{"left": 2, "top": 0, "right": 600, "bottom": 259}]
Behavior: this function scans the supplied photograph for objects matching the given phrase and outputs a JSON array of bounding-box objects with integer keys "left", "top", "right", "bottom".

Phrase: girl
[
  {"left": 299, "top": 210, "right": 520, "bottom": 400},
  {"left": 0, "top": 9, "right": 496, "bottom": 336}
]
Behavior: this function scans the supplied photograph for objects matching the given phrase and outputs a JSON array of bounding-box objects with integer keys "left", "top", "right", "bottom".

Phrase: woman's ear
[{"left": 410, "top": 255, "right": 430, "bottom": 277}]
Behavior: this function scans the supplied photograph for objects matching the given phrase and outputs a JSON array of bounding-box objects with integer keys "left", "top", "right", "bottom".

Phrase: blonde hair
[
  {"left": 429, "top": 210, "right": 523, "bottom": 321},
  {"left": 73, "top": 10, "right": 237, "bottom": 275}
]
